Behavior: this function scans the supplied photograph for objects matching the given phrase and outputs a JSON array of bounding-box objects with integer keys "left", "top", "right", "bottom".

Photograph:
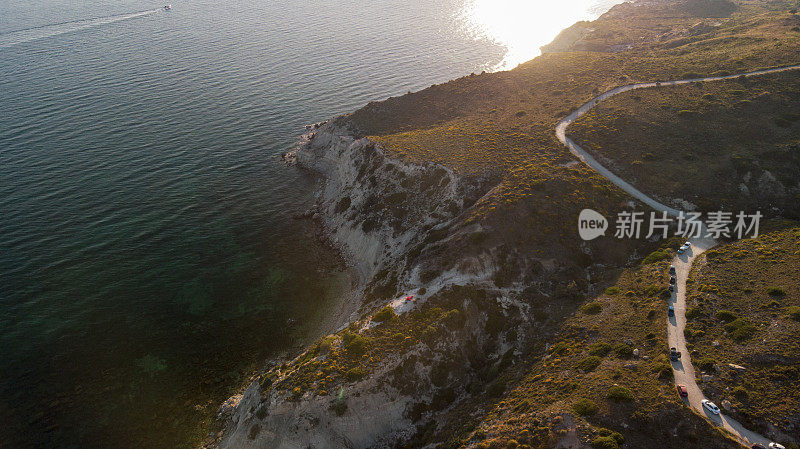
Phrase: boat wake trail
[{"left": 0, "top": 8, "right": 161, "bottom": 50}]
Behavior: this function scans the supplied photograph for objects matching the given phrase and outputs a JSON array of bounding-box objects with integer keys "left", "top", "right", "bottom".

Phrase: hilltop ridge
[{"left": 209, "top": 1, "right": 800, "bottom": 447}]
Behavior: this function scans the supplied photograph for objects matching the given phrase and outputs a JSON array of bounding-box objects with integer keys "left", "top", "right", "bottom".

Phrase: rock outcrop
[{"left": 292, "top": 121, "right": 465, "bottom": 284}]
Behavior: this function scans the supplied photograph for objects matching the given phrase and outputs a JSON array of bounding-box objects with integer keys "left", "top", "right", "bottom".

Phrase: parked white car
[{"left": 701, "top": 399, "right": 720, "bottom": 415}]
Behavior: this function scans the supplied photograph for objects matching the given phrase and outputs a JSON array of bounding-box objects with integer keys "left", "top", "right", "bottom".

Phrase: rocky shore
[{"left": 207, "top": 121, "right": 484, "bottom": 448}]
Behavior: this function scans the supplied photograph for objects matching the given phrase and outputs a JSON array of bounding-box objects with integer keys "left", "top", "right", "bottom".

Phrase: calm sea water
[{"left": 0, "top": 0, "right": 621, "bottom": 447}]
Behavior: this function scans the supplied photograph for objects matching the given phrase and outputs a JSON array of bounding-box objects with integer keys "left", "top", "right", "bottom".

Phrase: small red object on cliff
[{"left": 406, "top": 295, "right": 415, "bottom": 302}]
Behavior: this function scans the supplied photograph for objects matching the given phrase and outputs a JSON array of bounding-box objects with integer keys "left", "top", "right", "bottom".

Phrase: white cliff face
[
  {"left": 217, "top": 370, "right": 415, "bottom": 449},
  {"left": 295, "top": 121, "right": 464, "bottom": 284},
  {"left": 210, "top": 121, "right": 578, "bottom": 449},
  {"left": 211, "top": 122, "right": 475, "bottom": 449}
]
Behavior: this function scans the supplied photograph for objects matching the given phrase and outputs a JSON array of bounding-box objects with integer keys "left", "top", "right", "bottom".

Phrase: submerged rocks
[{"left": 281, "top": 151, "right": 297, "bottom": 165}]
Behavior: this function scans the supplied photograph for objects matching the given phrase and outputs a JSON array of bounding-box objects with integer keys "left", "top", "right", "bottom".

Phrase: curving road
[
  {"left": 556, "top": 63, "right": 800, "bottom": 218},
  {"left": 669, "top": 236, "right": 772, "bottom": 447},
  {"left": 556, "top": 64, "right": 800, "bottom": 447}
]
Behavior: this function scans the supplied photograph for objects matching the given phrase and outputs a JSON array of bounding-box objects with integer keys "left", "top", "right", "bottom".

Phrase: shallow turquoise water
[{"left": 0, "top": 0, "right": 617, "bottom": 447}]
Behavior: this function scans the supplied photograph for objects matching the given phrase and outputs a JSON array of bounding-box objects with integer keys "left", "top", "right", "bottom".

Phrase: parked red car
[{"left": 676, "top": 384, "right": 688, "bottom": 397}]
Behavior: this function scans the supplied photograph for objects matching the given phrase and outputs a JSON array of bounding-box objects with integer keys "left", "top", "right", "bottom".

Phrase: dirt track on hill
[{"left": 556, "top": 63, "right": 800, "bottom": 447}]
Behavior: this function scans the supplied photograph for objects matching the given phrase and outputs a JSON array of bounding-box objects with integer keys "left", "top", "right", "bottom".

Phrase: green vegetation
[
  {"left": 612, "top": 344, "right": 633, "bottom": 359},
  {"left": 373, "top": 305, "right": 397, "bottom": 322},
  {"left": 224, "top": 1, "right": 800, "bottom": 446},
  {"left": 574, "top": 398, "right": 599, "bottom": 416},
  {"left": 550, "top": 341, "right": 569, "bottom": 355},
  {"left": 338, "top": 0, "right": 800, "bottom": 296},
  {"left": 243, "top": 284, "right": 548, "bottom": 448},
  {"left": 581, "top": 301, "right": 603, "bottom": 314},
  {"left": 570, "top": 72, "right": 800, "bottom": 218},
  {"left": 733, "top": 386, "right": 749, "bottom": 400},
  {"left": 591, "top": 436, "right": 619, "bottom": 449},
  {"left": 316, "top": 335, "right": 337, "bottom": 354},
  {"left": 642, "top": 249, "right": 670, "bottom": 264},
  {"left": 723, "top": 318, "right": 757, "bottom": 341},
  {"left": 768, "top": 286, "right": 787, "bottom": 297},
  {"left": 343, "top": 332, "right": 370, "bottom": 356},
  {"left": 592, "top": 428, "right": 625, "bottom": 449},
  {"left": 697, "top": 358, "right": 717, "bottom": 371},
  {"left": 714, "top": 310, "right": 738, "bottom": 322},
  {"left": 685, "top": 307, "right": 701, "bottom": 319},
  {"left": 685, "top": 224, "right": 800, "bottom": 434},
  {"left": 605, "top": 385, "right": 634, "bottom": 402},
  {"left": 577, "top": 356, "right": 603, "bottom": 372},
  {"left": 588, "top": 342, "right": 612, "bottom": 357},
  {"left": 470, "top": 256, "right": 733, "bottom": 447},
  {"left": 329, "top": 16, "right": 800, "bottom": 445}
]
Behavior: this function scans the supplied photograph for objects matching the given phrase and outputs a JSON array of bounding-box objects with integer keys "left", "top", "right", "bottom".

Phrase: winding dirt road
[
  {"left": 669, "top": 236, "right": 772, "bottom": 447},
  {"left": 556, "top": 64, "right": 800, "bottom": 447}
]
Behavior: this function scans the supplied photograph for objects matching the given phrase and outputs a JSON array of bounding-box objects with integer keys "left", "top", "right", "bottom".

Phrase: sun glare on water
[{"left": 460, "top": 0, "right": 627, "bottom": 70}]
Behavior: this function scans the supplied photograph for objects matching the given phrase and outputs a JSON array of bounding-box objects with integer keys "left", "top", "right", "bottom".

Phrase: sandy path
[{"left": 555, "top": 63, "right": 800, "bottom": 447}]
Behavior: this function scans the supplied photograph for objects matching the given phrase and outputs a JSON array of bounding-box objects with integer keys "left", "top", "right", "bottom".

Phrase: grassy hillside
[
  {"left": 684, "top": 221, "right": 800, "bottom": 441},
  {"left": 569, "top": 70, "right": 800, "bottom": 217},
  {"left": 460, "top": 242, "right": 744, "bottom": 449},
  {"left": 241, "top": 283, "right": 571, "bottom": 448},
  {"left": 336, "top": 1, "right": 800, "bottom": 445},
  {"left": 216, "top": 1, "right": 800, "bottom": 447},
  {"left": 340, "top": 2, "right": 800, "bottom": 259},
  {"left": 242, "top": 239, "right": 742, "bottom": 449}
]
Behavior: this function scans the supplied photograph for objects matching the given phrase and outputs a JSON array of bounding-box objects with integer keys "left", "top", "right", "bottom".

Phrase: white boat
[{"left": 163, "top": 4, "right": 172, "bottom": 10}]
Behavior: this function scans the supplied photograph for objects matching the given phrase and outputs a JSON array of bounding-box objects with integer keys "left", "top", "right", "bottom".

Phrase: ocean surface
[{"left": 0, "top": 0, "right": 623, "bottom": 447}]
